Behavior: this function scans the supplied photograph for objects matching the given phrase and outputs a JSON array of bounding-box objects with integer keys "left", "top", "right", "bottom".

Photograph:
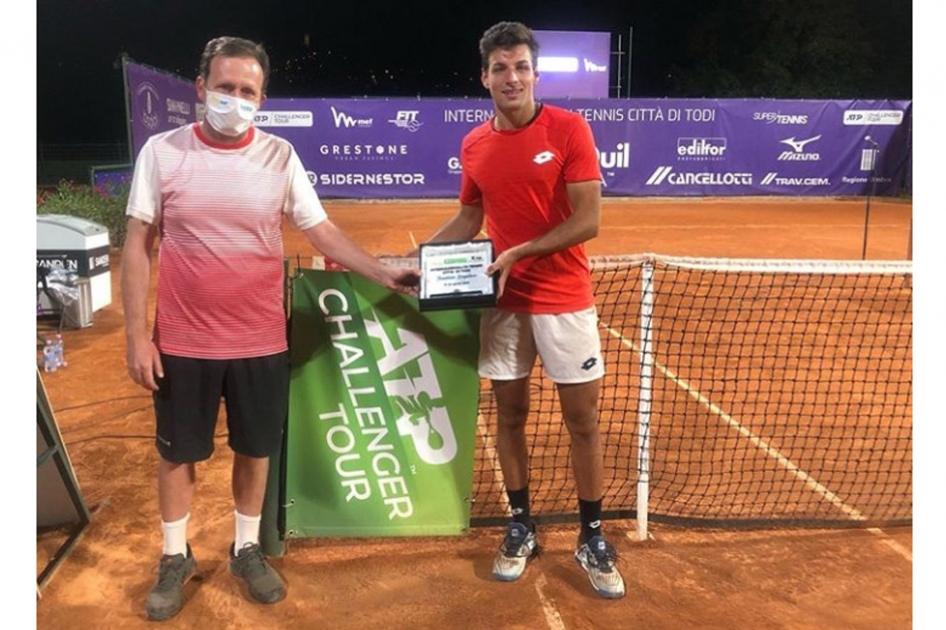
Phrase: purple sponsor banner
[
  {"left": 124, "top": 60, "right": 199, "bottom": 160},
  {"left": 259, "top": 98, "right": 911, "bottom": 199}
]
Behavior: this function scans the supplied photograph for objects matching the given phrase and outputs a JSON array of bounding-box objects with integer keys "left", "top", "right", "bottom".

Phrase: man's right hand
[{"left": 126, "top": 335, "right": 163, "bottom": 391}]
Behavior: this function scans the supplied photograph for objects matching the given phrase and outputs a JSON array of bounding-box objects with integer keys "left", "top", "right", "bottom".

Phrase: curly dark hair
[{"left": 478, "top": 22, "right": 539, "bottom": 70}]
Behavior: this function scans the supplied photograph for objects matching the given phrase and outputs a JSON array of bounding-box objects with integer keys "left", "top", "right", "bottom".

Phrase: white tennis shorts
[{"left": 478, "top": 307, "right": 605, "bottom": 384}]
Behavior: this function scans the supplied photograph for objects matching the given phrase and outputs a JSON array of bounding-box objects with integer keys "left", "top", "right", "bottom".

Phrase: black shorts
[{"left": 153, "top": 351, "right": 290, "bottom": 463}]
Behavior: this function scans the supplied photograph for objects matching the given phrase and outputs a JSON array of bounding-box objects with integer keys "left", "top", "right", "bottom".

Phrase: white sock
[
  {"left": 161, "top": 513, "right": 189, "bottom": 557},
  {"left": 234, "top": 510, "right": 262, "bottom": 553}
]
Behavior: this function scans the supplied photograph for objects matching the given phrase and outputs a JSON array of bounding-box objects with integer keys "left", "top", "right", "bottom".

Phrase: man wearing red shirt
[
  {"left": 421, "top": 21, "right": 625, "bottom": 598},
  {"left": 122, "top": 36, "right": 419, "bottom": 621}
]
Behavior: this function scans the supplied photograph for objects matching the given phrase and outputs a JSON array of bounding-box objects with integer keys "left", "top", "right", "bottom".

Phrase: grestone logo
[
  {"left": 752, "top": 111, "right": 810, "bottom": 125},
  {"left": 447, "top": 156, "right": 462, "bottom": 175},
  {"left": 676, "top": 137, "right": 727, "bottom": 160},
  {"left": 843, "top": 110, "right": 904, "bottom": 126},
  {"left": 254, "top": 111, "right": 314, "bottom": 127},
  {"left": 761, "top": 172, "right": 830, "bottom": 186},
  {"left": 135, "top": 82, "right": 161, "bottom": 130},
  {"left": 388, "top": 110, "right": 424, "bottom": 132},
  {"left": 330, "top": 106, "right": 372, "bottom": 129},
  {"left": 319, "top": 144, "right": 409, "bottom": 161},
  {"left": 646, "top": 166, "right": 752, "bottom": 186},
  {"left": 778, "top": 134, "right": 822, "bottom": 161}
]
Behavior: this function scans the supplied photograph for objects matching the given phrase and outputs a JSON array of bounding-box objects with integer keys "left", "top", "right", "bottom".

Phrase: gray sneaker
[
  {"left": 229, "top": 542, "right": 286, "bottom": 604},
  {"left": 146, "top": 544, "right": 196, "bottom": 621},
  {"left": 492, "top": 522, "right": 539, "bottom": 581},
  {"left": 575, "top": 535, "right": 626, "bottom": 599}
]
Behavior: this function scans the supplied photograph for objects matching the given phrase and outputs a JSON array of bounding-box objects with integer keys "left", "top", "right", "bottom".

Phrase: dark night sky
[
  {"left": 34, "top": 0, "right": 731, "bottom": 146},
  {"left": 37, "top": 1, "right": 917, "bottom": 147}
]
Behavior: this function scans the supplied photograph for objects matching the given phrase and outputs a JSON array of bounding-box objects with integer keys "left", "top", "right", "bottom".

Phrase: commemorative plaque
[{"left": 418, "top": 239, "right": 497, "bottom": 312}]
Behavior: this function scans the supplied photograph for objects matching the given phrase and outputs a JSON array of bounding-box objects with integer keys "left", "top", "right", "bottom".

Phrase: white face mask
[{"left": 203, "top": 90, "right": 258, "bottom": 137}]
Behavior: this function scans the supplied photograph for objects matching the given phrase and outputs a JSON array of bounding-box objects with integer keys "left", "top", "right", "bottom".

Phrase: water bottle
[
  {"left": 54, "top": 333, "right": 66, "bottom": 368},
  {"left": 43, "top": 339, "right": 58, "bottom": 373}
]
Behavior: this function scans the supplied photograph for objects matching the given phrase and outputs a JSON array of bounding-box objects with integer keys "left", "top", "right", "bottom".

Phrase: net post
[{"left": 636, "top": 258, "right": 655, "bottom": 541}]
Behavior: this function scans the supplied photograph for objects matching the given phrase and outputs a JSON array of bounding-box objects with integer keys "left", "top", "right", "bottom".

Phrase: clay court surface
[{"left": 36, "top": 197, "right": 912, "bottom": 629}]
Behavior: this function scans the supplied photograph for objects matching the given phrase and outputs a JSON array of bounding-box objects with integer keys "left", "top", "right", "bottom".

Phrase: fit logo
[{"left": 533, "top": 151, "right": 555, "bottom": 165}]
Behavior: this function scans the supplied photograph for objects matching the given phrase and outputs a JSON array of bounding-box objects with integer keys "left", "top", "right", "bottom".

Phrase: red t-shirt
[{"left": 459, "top": 104, "right": 601, "bottom": 313}]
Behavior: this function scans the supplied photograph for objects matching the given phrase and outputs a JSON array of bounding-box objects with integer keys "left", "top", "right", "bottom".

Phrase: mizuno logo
[
  {"left": 779, "top": 135, "right": 822, "bottom": 153},
  {"left": 533, "top": 151, "right": 555, "bottom": 164}
]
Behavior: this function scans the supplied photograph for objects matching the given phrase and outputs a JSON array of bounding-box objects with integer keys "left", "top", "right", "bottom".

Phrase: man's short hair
[
  {"left": 199, "top": 36, "right": 271, "bottom": 93},
  {"left": 479, "top": 22, "right": 540, "bottom": 71}
]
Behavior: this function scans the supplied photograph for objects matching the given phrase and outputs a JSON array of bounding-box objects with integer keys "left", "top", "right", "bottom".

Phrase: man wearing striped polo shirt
[{"left": 121, "top": 36, "right": 419, "bottom": 621}]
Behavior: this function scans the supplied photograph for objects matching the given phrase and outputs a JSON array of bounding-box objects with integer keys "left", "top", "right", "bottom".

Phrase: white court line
[
  {"left": 535, "top": 574, "right": 567, "bottom": 630},
  {"left": 408, "top": 231, "right": 418, "bottom": 250},
  {"left": 604, "top": 222, "right": 907, "bottom": 231},
  {"left": 605, "top": 325, "right": 912, "bottom": 563},
  {"left": 478, "top": 413, "right": 567, "bottom": 629}
]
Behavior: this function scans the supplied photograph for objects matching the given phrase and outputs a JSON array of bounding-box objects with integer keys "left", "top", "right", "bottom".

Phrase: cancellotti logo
[
  {"left": 319, "top": 144, "right": 409, "bottom": 161},
  {"left": 777, "top": 134, "right": 822, "bottom": 161},
  {"left": 308, "top": 172, "right": 427, "bottom": 186},
  {"left": 646, "top": 166, "right": 752, "bottom": 186},
  {"left": 330, "top": 106, "right": 372, "bottom": 128},
  {"left": 135, "top": 82, "right": 161, "bottom": 130},
  {"left": 447, "top": 156, "right": 462, "bottom": 175},
  {"left": 843, "top": 110, "right": 904, "bottom": 126},
  {"left": 254, "top": 111, "right": 314, "bottom": 127},
  {"left": 761, "top": 172, "right": 830, "bottom": 186},
  {"left": 677, "top": 137, "right": 727, "bottom": 160},
  {"left": 752, "top": 111, "right": 809, "bottom": 125},
  {"left": 388, "top": 110, "right": 424, "bottom": 132}
]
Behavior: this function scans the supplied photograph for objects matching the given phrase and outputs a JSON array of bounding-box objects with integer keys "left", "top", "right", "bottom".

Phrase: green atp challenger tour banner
[{"left": 285, "top": 269, "right": 481, "bottom": 536}]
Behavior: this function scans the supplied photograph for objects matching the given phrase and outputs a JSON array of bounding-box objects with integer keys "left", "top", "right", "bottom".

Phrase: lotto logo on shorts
[{"left": 581, "top": 357, "right": 598, "bottom": 371}]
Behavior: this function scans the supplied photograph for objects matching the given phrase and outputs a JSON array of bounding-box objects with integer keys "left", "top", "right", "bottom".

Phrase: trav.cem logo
[
  {"left": 843, "top": 110, "right": 904, "bottom": 126},
  {"left": 533, "top": 151, "right": 555, "bottom": 165},
  {"left": 760, "top": 172, "right": 830, "bottom": 187},
  {"left": 254, "top": 111, "right": 314, "bottom": 127},
  {"left": 777, "top": 134, "right": 821, "bottom": 161},
  {"left": 646, "top": 166, "right": 753, "bottom": 186},
  {"left": 330, "top": 106, "right": 372, "bottom": 128},
  {"left": 677, "top": 137, "right": 727, "bottom": 161},
  {"left": 388, "top": 110, "right": 424, "bottom": 132},
  {"left": 135, "top": 81, "right": 161, "bottom": 130}
]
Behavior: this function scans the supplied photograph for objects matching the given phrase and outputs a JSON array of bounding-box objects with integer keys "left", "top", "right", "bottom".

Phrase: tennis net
[{"left": 470, "top": 254, "right": 913, "bottom": 533}]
